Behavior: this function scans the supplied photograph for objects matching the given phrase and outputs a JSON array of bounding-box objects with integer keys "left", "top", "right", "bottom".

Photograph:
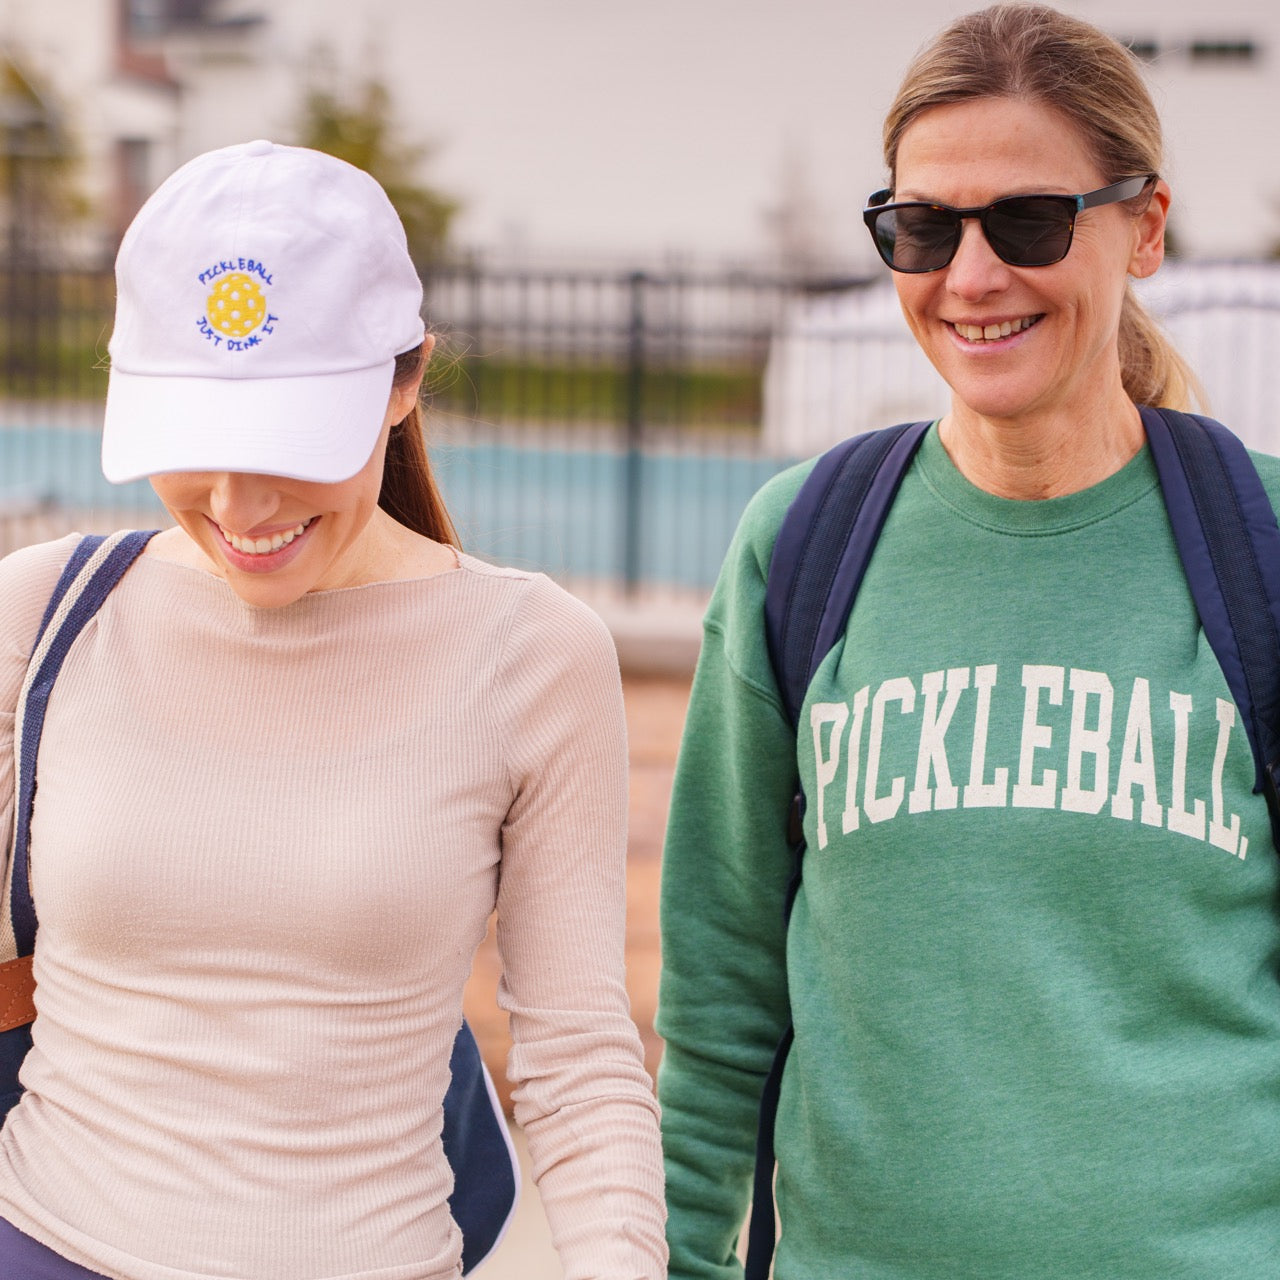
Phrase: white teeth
[
  {"left": 222, "top": 519, "right": 312, "bottom": 556},
  {"left": 954, "top": 316, "right": 1039, "bottom": 343}
]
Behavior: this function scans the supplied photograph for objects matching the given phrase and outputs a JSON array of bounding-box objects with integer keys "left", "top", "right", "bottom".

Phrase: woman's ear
[
  {"left": 387, "top": 339, "right": 432, "bottom": 422},
  {"left": 1129, "top": 178, "right": 1170, "bottom": 280}
]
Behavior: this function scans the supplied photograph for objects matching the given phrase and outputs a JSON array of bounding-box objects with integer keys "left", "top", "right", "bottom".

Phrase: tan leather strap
[{"left": 0, "top": 955, "right": 35, "bottom": 1033}]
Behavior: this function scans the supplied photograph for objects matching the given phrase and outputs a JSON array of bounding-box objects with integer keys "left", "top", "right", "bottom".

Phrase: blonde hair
[{"left": 883, "top": 3, "right": 1200, "bottom": 410}]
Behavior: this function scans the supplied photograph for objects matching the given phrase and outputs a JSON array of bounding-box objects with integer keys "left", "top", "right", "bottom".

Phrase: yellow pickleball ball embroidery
[{"left": 206, "top": 273, "right": 267, "bottom": 339}]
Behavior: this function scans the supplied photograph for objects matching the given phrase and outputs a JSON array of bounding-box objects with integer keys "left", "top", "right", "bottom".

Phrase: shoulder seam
[{"left": 703, "top": 617, "right": 789, "bottom": 719}]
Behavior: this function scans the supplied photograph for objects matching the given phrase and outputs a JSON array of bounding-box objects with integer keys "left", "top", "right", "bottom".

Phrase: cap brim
[{"left": 102, "top": 360, "right": 396, "bottom": 484}]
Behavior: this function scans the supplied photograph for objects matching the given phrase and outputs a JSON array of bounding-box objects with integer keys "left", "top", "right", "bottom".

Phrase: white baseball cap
[{"left": 102, "top": 139, "right": 426, "bottom": 484}]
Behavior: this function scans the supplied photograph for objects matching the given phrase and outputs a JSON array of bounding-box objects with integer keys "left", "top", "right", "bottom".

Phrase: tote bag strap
[{"left": 7, "top": 532, "right": 157, "bottom": 962}]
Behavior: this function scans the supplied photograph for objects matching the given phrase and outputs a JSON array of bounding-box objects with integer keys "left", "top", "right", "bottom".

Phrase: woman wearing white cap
[{"left": 0, "top": 141, "right": 666, "bottom": 1279}]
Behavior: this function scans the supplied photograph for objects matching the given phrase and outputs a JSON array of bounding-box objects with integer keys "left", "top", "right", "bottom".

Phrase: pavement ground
[{"left": 462, "top": 673, "right": 692, "bottom": 1278}]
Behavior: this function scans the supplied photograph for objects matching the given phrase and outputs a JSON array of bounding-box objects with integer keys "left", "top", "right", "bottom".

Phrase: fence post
[{"left": 623, "top": 270, "right": 646, "bottom": 595}]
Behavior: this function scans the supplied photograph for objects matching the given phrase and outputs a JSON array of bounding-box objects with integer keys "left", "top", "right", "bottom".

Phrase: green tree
[{"left": 295, "top": 77, "right": 458, "bottom": 265}]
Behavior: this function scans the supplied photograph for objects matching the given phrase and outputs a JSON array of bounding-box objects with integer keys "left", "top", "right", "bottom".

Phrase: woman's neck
[{"left": 937, "top": 395, "right": 1146, "bottom": 500}]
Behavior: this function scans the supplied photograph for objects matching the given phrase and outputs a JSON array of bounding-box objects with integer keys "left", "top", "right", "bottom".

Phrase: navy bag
[
  {"left": 745, "top": 407, "right": 1280, "bottom": 1279},
  {"left": 1, "top": 531, "right": 518, "bottom": 1274}
]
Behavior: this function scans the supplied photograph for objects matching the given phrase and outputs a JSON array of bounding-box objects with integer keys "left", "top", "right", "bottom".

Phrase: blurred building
[
  {"left": 0, "top": 0, "right": 264, "bottom": 264},
  {"left": 0, "top": 0, "right": 1275, "bottom": 267}
]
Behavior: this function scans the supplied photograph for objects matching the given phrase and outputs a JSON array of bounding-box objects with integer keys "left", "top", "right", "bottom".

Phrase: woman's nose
[
  {"left": 207, "top": 473, "right": 281, "bottom": 532},
  {"left": 944, "top": 219, "right": 1012, "bottom": 300}
]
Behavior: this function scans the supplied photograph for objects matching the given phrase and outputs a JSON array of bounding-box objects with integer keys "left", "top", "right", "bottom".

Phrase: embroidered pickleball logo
[
  {"left": 207, "top": 273, "right": 266, "bottom": 338},
  {"left": 195, "top": 258, "right": 279, "bottom": 352}
]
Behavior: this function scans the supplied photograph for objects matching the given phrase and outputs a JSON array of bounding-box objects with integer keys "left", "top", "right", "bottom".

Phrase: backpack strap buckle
[
  {"left": 786, "top": 791, "right": 805, "bottom": 850},
  {"left": 1264, "top": 760, "right": 1280, "bottom": 849}
]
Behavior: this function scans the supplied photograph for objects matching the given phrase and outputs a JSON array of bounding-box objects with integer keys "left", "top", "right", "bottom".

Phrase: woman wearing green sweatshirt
[{"left": 658, "top": 6, "right": 1280, "bottom": 1278}]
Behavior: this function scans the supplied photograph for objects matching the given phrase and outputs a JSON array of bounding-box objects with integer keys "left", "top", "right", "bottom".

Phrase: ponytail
[{"left": 1117, "top": 288, "right": 1204, "bottom": 411}]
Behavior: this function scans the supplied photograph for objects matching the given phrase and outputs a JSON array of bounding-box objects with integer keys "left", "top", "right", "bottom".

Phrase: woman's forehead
[{"left": 894, "top": 97, "right": 1104, "bottom": 201}]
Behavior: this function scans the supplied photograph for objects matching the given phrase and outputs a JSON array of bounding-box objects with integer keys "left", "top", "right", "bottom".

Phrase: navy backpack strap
[
  {"left": 766, "top": 421, "right": 931, "bottom": 729},
  {"left": 1141, "top": 406, "right": 1280, "bottom": 836},
  {"left": 12, "top": 531, "right": 157, "bottom": 956},
  {"left": 743, "top": 1023, "right": 794, "bottom": 1277},
  {"left": 748, "top": 422, "right": 928, "bottom": 1280}
]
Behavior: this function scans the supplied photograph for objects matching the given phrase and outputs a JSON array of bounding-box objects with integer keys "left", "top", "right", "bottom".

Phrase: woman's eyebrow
[{"left": 892, "top": 184, "right": 1079, "bottom": 203}]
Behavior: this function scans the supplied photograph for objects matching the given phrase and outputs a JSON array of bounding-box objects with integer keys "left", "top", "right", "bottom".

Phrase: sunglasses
[{"left": 862, "top": 174, "right": 1156, "bottom": 273}]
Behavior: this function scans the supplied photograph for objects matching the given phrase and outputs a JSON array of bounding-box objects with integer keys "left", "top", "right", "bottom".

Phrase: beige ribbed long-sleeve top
[{"left": 0, "top": 535, "right": 665, "bottom": 1280}]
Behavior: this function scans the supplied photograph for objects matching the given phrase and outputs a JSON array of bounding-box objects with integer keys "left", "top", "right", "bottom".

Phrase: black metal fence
[
  {"left": 6, "top": 259, "right": 1273, "bottom": 594},
  {"left": 418, "top": 264, "right": 878, "bottom": 593}
]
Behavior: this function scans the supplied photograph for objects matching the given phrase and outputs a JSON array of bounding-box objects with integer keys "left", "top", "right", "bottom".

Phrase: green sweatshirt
[{"left": 657, "top": 425, "right": 1280, "bottom": 1280}]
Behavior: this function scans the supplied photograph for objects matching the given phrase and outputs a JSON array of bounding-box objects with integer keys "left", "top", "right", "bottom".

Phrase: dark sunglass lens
[
  {"left": 984, "top": 197, "right": 1075, "bottom": 267},
  {"left": 879, "top": 205, "right": 959, "bottom": 272}
]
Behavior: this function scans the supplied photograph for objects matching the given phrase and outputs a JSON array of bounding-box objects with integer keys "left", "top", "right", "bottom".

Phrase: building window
[
  {"left": 1189, "top": 39, "right": 1259, "bottom": 63},
  {"left": 1120, "top": 37, "right": 1160, "bottom": 62},
  {"left": 115, "top": 138, "right": 152, "bottom": 242}
]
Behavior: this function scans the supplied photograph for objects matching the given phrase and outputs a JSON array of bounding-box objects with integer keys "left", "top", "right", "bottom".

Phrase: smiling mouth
[
  {"left": 219, "top": 517, "right": 315, "bottom": 556},
  {"left": 950, "top": 315, "right": 1043, "bottom": 343}
]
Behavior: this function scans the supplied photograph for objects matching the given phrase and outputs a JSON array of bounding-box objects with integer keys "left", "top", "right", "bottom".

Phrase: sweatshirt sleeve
[
  {"left": 488, "top": 573, "right": 667, "bottom": 1279},
  {"left": 655, "top": 464, "right": 812, "bottom": 1280}
]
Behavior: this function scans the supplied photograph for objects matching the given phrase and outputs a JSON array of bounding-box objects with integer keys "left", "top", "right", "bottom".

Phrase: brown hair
[
  {"left": 883, "top": 2, "right": 1199, "bottom": 410},
  {"left": 378, "top": 344, "right": 460, "bottom": 546}
]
